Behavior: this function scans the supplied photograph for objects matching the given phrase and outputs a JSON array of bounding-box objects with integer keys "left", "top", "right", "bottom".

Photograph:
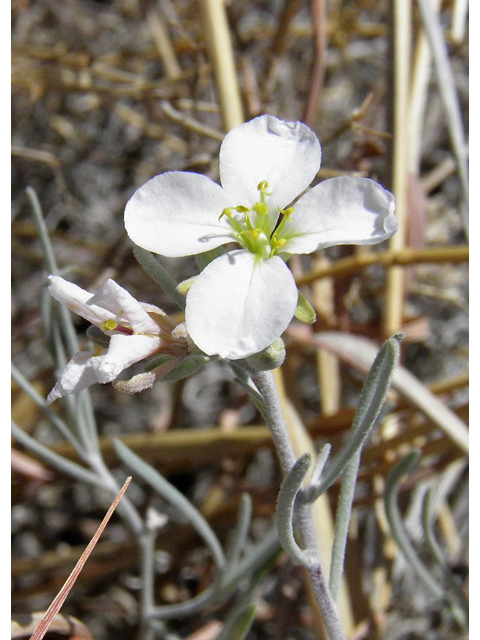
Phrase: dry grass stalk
[
  {"left": 297, "top": 245, "right": 469, "bottom": 285},
  {"left": 29, "top": 477, "right": 132, "bottom": 640},
  {"left": 384, "top": 0, "right": 412, "bottom": 337},
  {"left": 199, "top": 0, "right": 244, "bottom": 130}
]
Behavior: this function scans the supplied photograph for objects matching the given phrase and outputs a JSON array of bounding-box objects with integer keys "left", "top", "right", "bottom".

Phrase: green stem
[
  {"left": 251, "top": 371, "right": 297, "bottom": 474},
  {"left": 251, "top": 370, "right": 346, "bottom": 640}
]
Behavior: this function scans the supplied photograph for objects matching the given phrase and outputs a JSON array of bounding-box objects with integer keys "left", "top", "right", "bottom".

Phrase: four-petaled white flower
[
  {"left": 125, "top": 115, "right": 398, "bottom": 360},
  {"left": 46, "top": 276, "right": 180, "bottom": 403}
]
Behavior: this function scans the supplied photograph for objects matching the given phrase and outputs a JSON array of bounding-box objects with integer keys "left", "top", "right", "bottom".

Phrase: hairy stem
[{"left": 251, "top": 370, "right": 345, "bottom": 640}]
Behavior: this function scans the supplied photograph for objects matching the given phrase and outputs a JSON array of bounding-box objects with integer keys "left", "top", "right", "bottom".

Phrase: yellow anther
[
  {"left": 235, "top": 205, "right": 250, "bottom": 213},
  {"left": 279, "top": 206, "right": 295, "bottom": 218},
  {"left": 103, "top": 319, "right": 118, "bottom": 332},
  {"left": 240, "top": 228, "right": 261, "bottom": 240},
  {"left": 219, "top": 207, "right": 232, "bottom": 221},
  {"left": 253, "top": 202, "right": 269, "bottom": 216},
  {"left": 273, "top": 237, "right": 287, "bottom": 250},
  {"left": 257, "top": 180, "right": 270, "bottom": 192}
]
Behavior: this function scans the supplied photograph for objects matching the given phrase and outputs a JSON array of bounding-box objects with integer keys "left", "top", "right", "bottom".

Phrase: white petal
[
  {"left": 220, "top": 115, "right": 321, "bottom": 217},
  {"left": 280, "top": 177, "right": 397, "bottom": 254},
  {"left": 46, "top": 351, "right": 103, "bottom": 403},
  {"left": 88, "top": 279, "right": 161, "bottom": 334},
  {"left": 96, "top": 334, "right": 162, "bottom": 383},
  {"left": 124, "top": 171, "right": 235, "bottom": 257},
  {"left": 185, "top": 250, "right": 298, "bottom": 359},
  {"left": 48, "top": 276, "right": 115, "bottom": 328}
]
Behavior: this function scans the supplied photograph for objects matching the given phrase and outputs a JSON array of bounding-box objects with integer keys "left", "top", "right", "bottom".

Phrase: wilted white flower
[
  {"left": 46, "top": 276, "right": 182, "bottom": 403},
  {"left": 125, "top": 115, "right": 397, "bottom": 359}
]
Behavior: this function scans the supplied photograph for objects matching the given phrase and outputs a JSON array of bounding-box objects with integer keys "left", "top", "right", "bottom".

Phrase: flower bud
[{"left": 245, "top": 338, "right": 286, "bottom": 371}]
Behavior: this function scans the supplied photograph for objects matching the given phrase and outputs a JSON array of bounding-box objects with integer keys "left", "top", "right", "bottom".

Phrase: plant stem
[
  {"left": 251, "top": 371, "right": 297, "bottom": 474},
  {"left": 296, "top": 500, "right": 347, "bottom": 640},
  {"left": 251, "top": 370, "right": 345, "bottom": 640}
]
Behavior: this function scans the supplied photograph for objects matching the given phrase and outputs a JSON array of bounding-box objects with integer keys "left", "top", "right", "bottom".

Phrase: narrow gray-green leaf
[
  {"left": 422, "top": 490, "right": 468, "bottom": 626},
  {"left": 223, "top": 494, "right": 252, "bottom": 573},
  {"left": 385, "top": 450, "right": 444, "bottom": 599},
  {"left": 133, "top": 244, "right": 186, "bottom": 310},
  {"left": 311, "top": 334, "right": 401, "bottom": 499},
  {"left": 329, "top": 449, "right": 361, "bottom": 601},
  {"left": 309, "top": 331, "right": 469, "bottom": 454},
  {"left": 12, "top": 421, "right": 102, "bottom": 490},
  {"left": 114, "top": 439, "right": 225, "bottom": 571},
  {"left": 276, "top": 453, "right": 313, "bottom": 567},
  {"left": 11, "top": 363, "right": 85, "bottom": 454},
  {"left": 217, "top": 604, "right": 256, "bottom": 640}
]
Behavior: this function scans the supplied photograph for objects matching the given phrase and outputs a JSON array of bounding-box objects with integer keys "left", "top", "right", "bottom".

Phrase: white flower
[
  {"left": 46, "top": 276, "right": 179, "bottom": 403},
  {"left": 125, "top": 115, "right": 397, "bottom": 359}
]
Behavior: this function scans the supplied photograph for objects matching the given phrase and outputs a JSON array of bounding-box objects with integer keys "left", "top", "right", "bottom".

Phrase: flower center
[{"left": 220, "top": 181, "right": 294, "bottom": 259}]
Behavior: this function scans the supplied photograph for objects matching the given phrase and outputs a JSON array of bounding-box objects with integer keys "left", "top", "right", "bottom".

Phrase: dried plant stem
[
  {"left": 297, "top": 245, "right": 468, "bottom": 285},
  {"left": 159, "top": 100, "right": 225, "bottom": 141},
  {"left": 30, "top": 477, "right": 132, "bottom": 640},
  {"left": 450, "top": 0, "right": 468, "bottom": 43},
  {"left": 199, "top": 0, "right": 244, "bottom": 131},
  {"left": 408, "top": 0, "right": 442, "bottom": 173},
  {"left": 302, "top": 0, "right": 327, "bottom": 126},
  {"left": 417, "top": 0, "right": 469, "bottom": 234},
  {"left": 147, "top": 8, "right": 182, "bottom": 80},
  {"left": 311, "top": 255, "right": 341, "bottom": 416},
  {"left": 264, "top": 0, "right": 301, "bottom": 90},
  {"left": 384, "top": 0, "right": 412, "bottom": 337},
  {"left": 270, "top": 0, "right": 302, "bottom": 60}
]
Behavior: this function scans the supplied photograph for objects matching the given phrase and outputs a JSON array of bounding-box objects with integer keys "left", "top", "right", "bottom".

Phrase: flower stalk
[{"left": 251, "top": 370, "right": 346, "bottom": 640}]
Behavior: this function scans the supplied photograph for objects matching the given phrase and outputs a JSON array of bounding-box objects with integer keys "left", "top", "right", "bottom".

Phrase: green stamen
[
  {"left": 272, "top": 237, "right": 287, "bottom": 255},
  {"left": 272, "top": 205, "right": 295, "bottom": 241},
  {"left": 220, "top": 208, "right": 244, "bottom": 234},
  {"left": 219, "top": 180, "right": 295, "bottom": 258}
]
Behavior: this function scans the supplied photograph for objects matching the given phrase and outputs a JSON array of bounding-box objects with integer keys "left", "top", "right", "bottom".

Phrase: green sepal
[
  {"left": 176, "top": 276, "right": 197, "bottom": 296},
  {"left": 294, "top": 290, "right": 316, "bottom": 324},
  {"left": 163, "top": 355, "right": 210, "bottom": 381},
  {"left": 86, "top": 324, "right": 110, "bottom": 347},
  {"left": 195, "top": 245, "right": 226, "bottom": 270},
  {"left": 245, "top": 338, "right": 286, "bottom": 371},
  {"left": 145, "top": 353, "right": 210, "bottom": 381},
  {"left": 144, "top": 354, "right": 174, "bottom": 372}
]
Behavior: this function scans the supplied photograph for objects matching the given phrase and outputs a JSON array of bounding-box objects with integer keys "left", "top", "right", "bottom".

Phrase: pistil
[{"left": 102, "top": 319, "right": 134, "bottom": 335}]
